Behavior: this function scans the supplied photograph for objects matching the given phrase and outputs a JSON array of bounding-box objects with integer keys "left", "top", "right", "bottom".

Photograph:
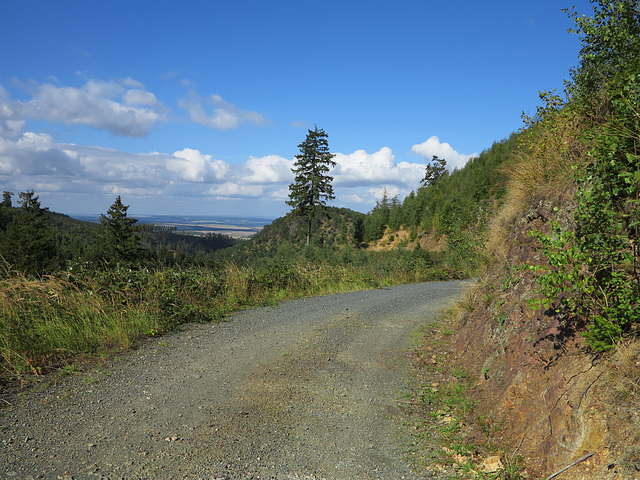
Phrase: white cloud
[
  {"left": 0, "top": 131, "right": 84, "bottom": 176},
  {"left": 244, "top": 155, "right": 293, "bottom": 184},
  {"left": 0, "top": 88, "right": 474, "bottom": 217},
  {"left": 123, "top": 89, "right": 161, "bottom": 107},
  {"left": 121, "top": 77, "right": 145, "bottom": 89},
  {"left": 333, "top": 147, "right": 423, "bottom": 187},
  {"left": 167, "top": 148, "right": 230, "bottom": 183},
  {"left": 0, "top": 86, "right": 24, "bottom": 139},
  {"left": 14, "top": 79, "right": 167, "bottom": 137},
  {"left": 411, "top": 135, "right": 477, "bottom": 170},
  {"left": 206, "top": 182, "right": 264, "bottom": 198},
  {"left": 177, "top": 91, "right": 268, "bottom": 130}
]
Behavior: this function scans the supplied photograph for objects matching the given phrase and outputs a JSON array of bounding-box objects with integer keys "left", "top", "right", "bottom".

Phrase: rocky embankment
[{"left": 431, "top": 200, "right": 640, "bottom": 479}]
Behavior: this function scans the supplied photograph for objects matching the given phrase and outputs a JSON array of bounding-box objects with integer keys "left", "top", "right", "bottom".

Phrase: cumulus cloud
[
  {"left": 177, "top": 91, "right": 268, "bottom": 130},
  {"left": 0, "top": 84, "right": 474, "bottom": 216},
  {"left": 123, "top": 89, "right": 161, "bottom": 107},
  {"left": 333, "top": 147, "right": 423, "bottom": 187},
  {"left": 244, "top": 155, "right": 293, "bottom": 184},
  {"left": 167, "top": 148, "right": 230, "bottom": 183},
  {"left": 13, "top": 79, "right": 166, "bottom": 137},
  {"left": 411, "top": 135, "right": 477, "bottom": 170},
  {"left": 0, "top": 86, "right": 25, "bottom": 139},
  {"left": 0, "top": 131, "right": 85, "bottom": 176}
]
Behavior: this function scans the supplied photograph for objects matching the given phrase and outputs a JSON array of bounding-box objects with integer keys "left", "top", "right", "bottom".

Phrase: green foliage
[
  {"left": 526, "top": 222, "right": 636, "bottom": 350},
  {"left": 287, "top": 126, "right": 337, "bottom": 245},
  {"left": 361, "top": 134, "right": 516, "bottom": 250},
  {"left": 96, "top": 196, "right": 147, "bottom": 265},
  {"left": 565, "top": 0, "right": 640, "bottom": 100},
  {"left": 363, "top": 189, "right": 398, "bottom": 243},
  {"left": 527, "top": 0, "right": 640, "bottom": 350},
  {"left": 421, "top": 155, "right": 449, "bottom": 187},
  {"left": 2, "top": 191, "right": 13, "bottom": 208},
  {"left": 140, "top": 226, "right": 240, "bottom": 267},
  {"left": 241, "top": 206, "right": 365, "bottom": 255},
  {"left": 252, "top": 260, "right": 307, "bottom": 292},
  {"left": 0, "top": 190, "right": 59, "bottom": 276}
]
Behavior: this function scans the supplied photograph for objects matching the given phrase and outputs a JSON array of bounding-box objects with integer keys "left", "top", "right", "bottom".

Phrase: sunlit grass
[{"left": 0, "top": 254, "right": 454, "bottom": 380}]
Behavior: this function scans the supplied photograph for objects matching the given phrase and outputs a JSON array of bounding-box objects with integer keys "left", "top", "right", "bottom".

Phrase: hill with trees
[
  {"left": 0, "top": 1, "right": 638, "bottom": 477},
  {"left": 403, "top": 2, "right": 640, "bottom": 478}
]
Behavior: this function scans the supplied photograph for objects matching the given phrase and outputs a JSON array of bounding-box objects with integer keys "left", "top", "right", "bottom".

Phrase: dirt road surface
[{"left": 0, "top": 281, "right": 468, "bottom": 480}]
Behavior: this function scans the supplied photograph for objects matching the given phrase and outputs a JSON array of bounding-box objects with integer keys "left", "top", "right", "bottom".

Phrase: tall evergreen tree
[
  {"left": 287, "top": 126, "right": 337, "bottom": 245},
  {"left": 96, "top": 196, "right": 145, "bottom": 265},
  {"left": 0, "top": 190, "right": 58, "bottom": 275}
]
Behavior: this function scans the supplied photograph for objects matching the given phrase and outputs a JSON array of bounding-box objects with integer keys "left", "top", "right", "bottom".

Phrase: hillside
[
  {"left": 402, "top": 2, "right": 640, "bottom": 478},
  {"left": 410, "top": 187, "right": 639, "bottom": 478}
]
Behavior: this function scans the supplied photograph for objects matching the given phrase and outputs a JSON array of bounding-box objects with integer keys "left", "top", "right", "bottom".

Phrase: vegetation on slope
[
  {"left": 406, "top": 1, "right": 640, "bottom": 478},
  {"left": 1, "top": 4, "right": 638, "bottom": 477},
  {"left": 521, "top": 0, "right": 640, "bottom": 351}
]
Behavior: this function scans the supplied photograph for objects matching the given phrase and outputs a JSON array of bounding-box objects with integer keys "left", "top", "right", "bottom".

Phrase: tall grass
[
  {"left": 0, "top": 253, "right": 449, "bottom": 380},
  {"left": 483, "top": 104, "right": 587, "bottom": 268}
]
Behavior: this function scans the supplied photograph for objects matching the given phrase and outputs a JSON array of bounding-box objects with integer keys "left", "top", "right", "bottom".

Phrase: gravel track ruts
[{"left": 0, "top": 280, "right": 468, "bottom": 480}]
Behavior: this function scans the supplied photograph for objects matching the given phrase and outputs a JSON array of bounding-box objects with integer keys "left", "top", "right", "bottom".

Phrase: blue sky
[{"left": 0, "top": 0, "right": 591, "bottom": 218}]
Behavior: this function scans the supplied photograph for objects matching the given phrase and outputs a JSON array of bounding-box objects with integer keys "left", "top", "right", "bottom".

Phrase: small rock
[{"left": 482, "top": 455, "right": 504, "bottom": 473}]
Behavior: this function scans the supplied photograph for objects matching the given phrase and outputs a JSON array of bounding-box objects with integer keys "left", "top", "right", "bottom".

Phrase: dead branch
[{"left": 544, "top": 452, "right": 595, "bottom": 480}]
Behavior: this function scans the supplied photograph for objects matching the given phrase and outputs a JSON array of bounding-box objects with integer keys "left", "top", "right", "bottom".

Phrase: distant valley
[{"left": 71, "top": 214, "right": 273, "bottom": 239}]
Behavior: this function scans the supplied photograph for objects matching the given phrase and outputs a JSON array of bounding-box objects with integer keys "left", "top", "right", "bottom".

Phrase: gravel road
[{"left": 0, "top": 281, "right": 467, "bottom": 480}]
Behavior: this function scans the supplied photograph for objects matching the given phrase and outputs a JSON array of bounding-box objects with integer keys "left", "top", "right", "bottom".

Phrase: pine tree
[
  {"left": 421, "top": 155, "right": 449, "bottom": 187},
  {"left": 0, "top": 190, "right": 58, "bottom": 275},
  {"left": 96, "top": 196, "right": 145, "bottom": 265},
  {"left": 287, "top": 126, "right": 337, "bottom": 245}
]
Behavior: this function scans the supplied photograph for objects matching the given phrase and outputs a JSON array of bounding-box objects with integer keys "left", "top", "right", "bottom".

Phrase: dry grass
[
  {"left": 607, "top": 339, "right": 640, "bottom": 402},
  {"left": 483, "top": 107, "right": 588, "bottom": 268}
]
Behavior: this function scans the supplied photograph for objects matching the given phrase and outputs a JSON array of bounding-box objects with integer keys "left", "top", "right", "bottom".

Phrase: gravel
[{"left": 0, "top": 280, "right": 467, "bottom": 480}]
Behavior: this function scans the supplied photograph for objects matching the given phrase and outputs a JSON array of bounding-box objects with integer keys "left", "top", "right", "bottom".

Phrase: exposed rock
[
  {"left": 481, "top": 455, "right": 503, "bottom": 473},
  {"left": 431, "top": 198, "right": 640, "bottom": 479}
]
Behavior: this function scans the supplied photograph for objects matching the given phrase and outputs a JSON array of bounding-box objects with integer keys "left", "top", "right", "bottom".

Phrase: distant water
[{"left": 70, "top": 214, "right": 274, "bottom": 234}]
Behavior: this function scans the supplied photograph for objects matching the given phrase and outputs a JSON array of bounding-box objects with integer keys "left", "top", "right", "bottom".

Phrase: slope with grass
[{"left": 403, "top": 2, "right": 640, "bottom": 477}]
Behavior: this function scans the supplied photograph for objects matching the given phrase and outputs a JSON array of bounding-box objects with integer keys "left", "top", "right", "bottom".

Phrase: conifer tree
[
  {"left": 96, "top": 196, "right": 145, "bottom": 265},
  {"left": 421, "top": 155, "right": 449, "bottom": 187},
  {"left": 1, "top": 191, "right": 12, "bottom": 208},
  {"left": 0, "top": 190, "right": 58, "bottom": 275},
  {"left": 287, "top": 126, "right": 337, "bottom": 245}
]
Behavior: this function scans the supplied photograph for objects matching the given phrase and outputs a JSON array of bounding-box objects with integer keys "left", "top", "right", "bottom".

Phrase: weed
[
  {"left": 501, "top": 453, "right": 525, "bottom": 479},
  {"left": 59, "top": 363, "right": 81, "bottom": 376}
]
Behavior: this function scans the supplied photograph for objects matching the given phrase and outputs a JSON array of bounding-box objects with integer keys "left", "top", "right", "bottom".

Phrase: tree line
[
  {"left": 0, "top": 122, "right": 516, "bottom": 278},
  {"left": 0, "top": 191, "right": 241, "bottom": 276}
]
